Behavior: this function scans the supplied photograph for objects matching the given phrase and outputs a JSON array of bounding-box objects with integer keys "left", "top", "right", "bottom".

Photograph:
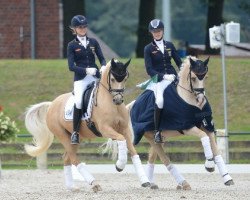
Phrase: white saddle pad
[{"left": 64, "top": 86, "right": 96, "bottom": 121}]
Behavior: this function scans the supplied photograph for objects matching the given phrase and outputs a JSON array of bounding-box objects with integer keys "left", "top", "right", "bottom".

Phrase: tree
[
  {"left": 136, "top": 0, "right": 156, "bottom": 58},
  {"left": 205, "top": 0, "right": 224, "bottom": 54},
  {"left": 62, "top": 0, "right": 85, "bottom": 58}
]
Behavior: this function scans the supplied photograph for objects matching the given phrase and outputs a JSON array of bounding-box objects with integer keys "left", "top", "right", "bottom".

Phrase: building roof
[{"left": 88, "top": 30, "right": 119, "bottom": 60}]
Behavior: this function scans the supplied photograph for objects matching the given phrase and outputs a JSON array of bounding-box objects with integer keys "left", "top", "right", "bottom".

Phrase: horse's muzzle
[
  {"left": 113, "top": 98, "right": 124, "bottom": 105},
  {"left": 111, "top": 91, "right": 124, "bottom": 105}
]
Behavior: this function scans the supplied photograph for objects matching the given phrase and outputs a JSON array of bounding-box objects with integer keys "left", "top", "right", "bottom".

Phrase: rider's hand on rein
[{"left": 86, "top": 68, "right": 97, "bottom": 76}]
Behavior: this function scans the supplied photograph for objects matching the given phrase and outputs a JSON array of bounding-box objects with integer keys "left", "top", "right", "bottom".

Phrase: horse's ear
[
  {"left": 124, "top": 58, "right": 131, "bottom": 69},
  {"left": 203, "top": 56, "right": 210, "bottom": 67},
  {"left": 189, "top": 57, "right": 196, "bottom": 69},
  {"left": 111, "top": 58, "right": 116, "bottom": 68}
]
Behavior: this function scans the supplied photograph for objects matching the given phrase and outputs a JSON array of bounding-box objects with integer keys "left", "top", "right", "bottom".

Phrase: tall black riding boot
[
  {"left": 154, "top": 106, "right": 163, "bottom": 143},
  {"left": 71, "top": 105, "right": 82, "bottom": 144}
]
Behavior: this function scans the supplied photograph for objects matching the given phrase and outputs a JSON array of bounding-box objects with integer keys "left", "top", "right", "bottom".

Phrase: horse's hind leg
[
  {"left": 56, "top": 129, "right": 102, "bottom": 192},
  {"left": 206, "top": 131, "right": 234, "bottom": 186},
  {"left": 144, "top": 132, "right": 191, "bottom": 190},
  {"left": 63, "top": 152, "right": 80, "bottom": 191},
  {"left": 146, "top": 146, "right": 159, "bottom": 189}
]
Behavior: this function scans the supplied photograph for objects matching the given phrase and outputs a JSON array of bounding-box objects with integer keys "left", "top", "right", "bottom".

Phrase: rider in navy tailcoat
[
  {"left": 67, "top": 15, "right": 106, "bottom": 144},
  {"left": 144, "top": 19, "right": 182, "bottom": 143},
  {"left": 67, "top": 36, "right": 106, "bottom": 81}
]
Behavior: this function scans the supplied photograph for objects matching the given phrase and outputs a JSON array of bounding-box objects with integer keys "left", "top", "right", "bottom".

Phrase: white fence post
[
  {"left": 36, "top": 152, "right": 47, "bottom": 170},
  {"left": 216, "top": 129, "right": 229, "bottom": 163}
]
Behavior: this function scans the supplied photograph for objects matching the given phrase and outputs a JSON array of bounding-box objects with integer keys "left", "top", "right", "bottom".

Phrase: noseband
[
  {"left": 188, "top": 67, "right": 208, "bottom": 96},
  {"left": 99, "top": 68, "right": 129, "bottom": 99},
  {"left": 178, "top": 66, "right": 207, "bottom": 97},
  {"left": 107, "top": 68, "right": 129, "bottom": 95}
]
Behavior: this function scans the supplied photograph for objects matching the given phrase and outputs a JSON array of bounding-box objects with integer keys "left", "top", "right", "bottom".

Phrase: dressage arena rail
[{"left": 16, "top": 131, "right": 250, "bottom": 169}]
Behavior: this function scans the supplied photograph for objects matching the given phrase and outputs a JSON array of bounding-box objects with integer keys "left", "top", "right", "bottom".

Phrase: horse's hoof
[
  {"left": 115, "top": 165, "right": 124, "bottom": 172},
  {"left": 92, "top": 184, "right": 102, "bottom": 193},
  {"left": 205, "top": 167, "right": 215, "bottom": 172},
  {"left": 176, "top": 180, "right": 191, "bottom": 190},
  {"left": 66, "top": 186, "right": 80, "bottom": 192},
  {"left": 224, "top": 179, "right": 234, "bottom": 186},
  {"left": 141, "top": 182, "right": 151, "bottom": 187},
  {"left": 150, "top": 183, "right": 159, "bottom": 189},
  {"left": 205, "top": 159, "right": 215, "bottom": 173}
]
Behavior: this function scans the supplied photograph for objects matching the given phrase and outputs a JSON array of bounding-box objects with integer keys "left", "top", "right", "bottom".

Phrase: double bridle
[
  {"left": 178, "top": 67, "right": 208, "bottom": 97},
  {"left": 99, "top": 68, "right": 129, "bottom": 101}
]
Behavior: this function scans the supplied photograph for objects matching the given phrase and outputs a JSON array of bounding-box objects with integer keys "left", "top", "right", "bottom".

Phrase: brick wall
[{"left": 0, "top": 0, "right": 60, "bottom": 59}]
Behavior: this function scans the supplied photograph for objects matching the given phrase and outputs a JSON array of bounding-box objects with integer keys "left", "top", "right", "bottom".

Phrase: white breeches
[
  {"left": 154, "top": 80, "right": 172, "bottom": 108},
  {"left": 74, "top": 75, "right": 97, "bottom": 109}
]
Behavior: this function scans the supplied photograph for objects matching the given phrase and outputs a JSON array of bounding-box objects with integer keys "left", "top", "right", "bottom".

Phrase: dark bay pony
[
  {"left": 127, "top": 56, "right": 234, "bottom": 190},
  {"left": 25, "top": 59, "right": 150, "bottom": 192}
]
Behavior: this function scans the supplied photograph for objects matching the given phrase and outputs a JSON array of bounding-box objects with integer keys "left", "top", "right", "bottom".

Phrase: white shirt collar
[
  {"left": 154, "top": 39, "right": 163, "bottom": 45},
  {"left": 77, "top": 35, "right": 87, "bottom": 48},
  {"left": 77, "top": 35, "right": 86, "bottom": 41},
  {"left": 154, "top": 39, "right": 164, "bottom": 53}
]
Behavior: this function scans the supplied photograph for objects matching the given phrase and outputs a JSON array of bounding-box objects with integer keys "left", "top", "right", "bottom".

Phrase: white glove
[
  {"left": 163, "top": 74, "right": 175, "bottom": 82},
  {"left": 100, "top": 65, "right": 106, "bottom": 74},
  {"left": 86, "top": 68, "right": 97, "bottom": 76}
]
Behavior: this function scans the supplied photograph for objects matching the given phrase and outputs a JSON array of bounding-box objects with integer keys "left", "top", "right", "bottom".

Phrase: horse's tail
[
  {"left": 126, "top": 100, "right": 136, "bottom": 143},
  {"left": 100, "top": 139, "right": 118, "bottom": 160},
  {"left": 24, "top": 102, "right": 54, "bottom": 157}
]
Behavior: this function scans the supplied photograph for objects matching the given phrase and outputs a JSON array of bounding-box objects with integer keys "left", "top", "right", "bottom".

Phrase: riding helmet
[
  {"left": 71, "top": 15, "right": 88, "bottom": 28},
  {"left": 148, "top": 19, "right": 164, "bottom": 32}
]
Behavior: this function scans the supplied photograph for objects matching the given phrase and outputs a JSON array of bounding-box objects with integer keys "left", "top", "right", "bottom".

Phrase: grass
[{"left": 0, "top": 57, "right": 249, "bottom": 140}]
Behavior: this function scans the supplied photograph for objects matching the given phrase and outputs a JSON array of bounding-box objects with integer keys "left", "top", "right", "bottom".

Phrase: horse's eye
[
  {"left": 191, "top": 77, "right": 196, "bottom": 82},
  {"left": 111, "top": 78, "right": 115, "bottom": 82}
]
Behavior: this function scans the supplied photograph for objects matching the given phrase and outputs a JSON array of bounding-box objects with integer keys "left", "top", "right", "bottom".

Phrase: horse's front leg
[
  {"left": 121, "top": 126, "right": 150, "bottom": 187},
  {"left": 144, "top": 131, "right": 191, "bottom": 190},
  {"left": 204, "top": 130, "right": 234, "bottom": 186},
  {"left": 184, "top": 127, "right": 215, "bottom": 172},
  {"left": 99, "top": 125, "right": 128, "bottom": 172}
]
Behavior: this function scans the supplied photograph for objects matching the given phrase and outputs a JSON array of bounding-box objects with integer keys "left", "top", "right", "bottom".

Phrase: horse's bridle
[
  {"left": 178, "top": 67, "right": 208, "bottom": 97},
  {"left": 189, "top": 67, "right": 207, "bottom": 96},
  {"left": 99, "top": 68, "right": 129, "bottom": 101},
  {"left": 108, "top": 69, "right": 129, "bottom": 94}
]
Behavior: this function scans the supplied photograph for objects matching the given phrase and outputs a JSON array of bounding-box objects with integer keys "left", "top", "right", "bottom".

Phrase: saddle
[
  {"left": 64, "top": 81, "right": 102, "bottom": 137},
  {"left": 81, "top": 81, "right": 102, "bottom": 137},
  {"left": 81, "top": 81, "right": 96, "bottom": 114}
]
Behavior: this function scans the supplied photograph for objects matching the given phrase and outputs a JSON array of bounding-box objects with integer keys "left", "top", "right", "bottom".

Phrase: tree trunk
[
  {"left": 136, "top": 0, "right": 156, "bottom": 58},
  {"left": 205, "top": 0, "right": 224, "bottom": 54},
  {"left": 62, "top": 0, "right": 85, "bottom": 58}
]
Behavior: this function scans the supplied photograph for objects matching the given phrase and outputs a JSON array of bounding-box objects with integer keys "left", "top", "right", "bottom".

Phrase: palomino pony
[
  {"left": 127, "top": 56, "right": 234, "bottom": 189},
  {"left": 24, "top": 59, "right": 150, "bottom": 192}
]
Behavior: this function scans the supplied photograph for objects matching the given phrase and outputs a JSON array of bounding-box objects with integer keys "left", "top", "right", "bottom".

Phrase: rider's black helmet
[
  {"left": 148, "top": 19, "right": 164, "bottom": 32},
  {"left": 71, "top": 15, "right": 88, "bottom": 28}
]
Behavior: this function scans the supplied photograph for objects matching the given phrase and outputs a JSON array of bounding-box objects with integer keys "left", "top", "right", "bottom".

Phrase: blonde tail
[
  {"left": 126, "top": 100, "right": 136, "bottom": 143},
  {"left": 24, "top": 102, "right": 54, "bottom": 157}
]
